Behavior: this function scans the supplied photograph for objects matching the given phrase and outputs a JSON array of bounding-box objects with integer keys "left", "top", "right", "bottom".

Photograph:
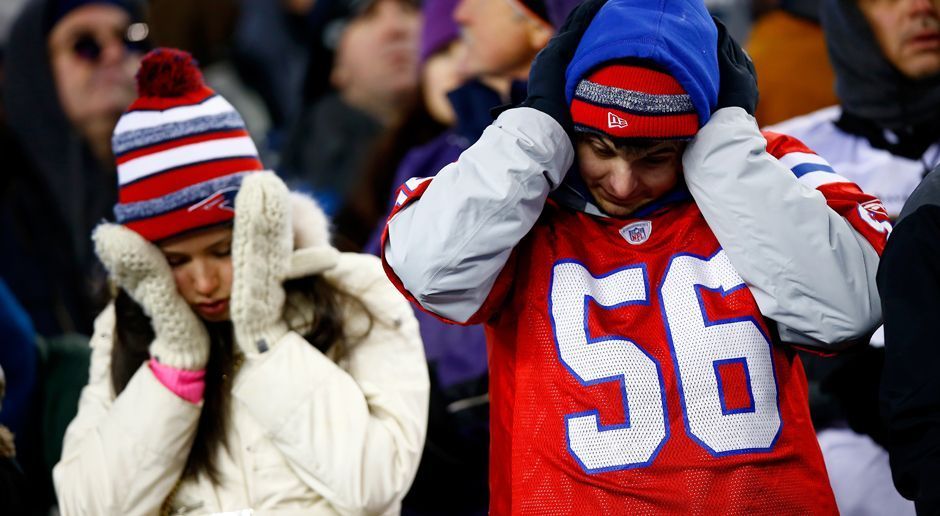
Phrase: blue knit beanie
[{"left": 565, "top": 0, "right": 719, "bottom": 129}]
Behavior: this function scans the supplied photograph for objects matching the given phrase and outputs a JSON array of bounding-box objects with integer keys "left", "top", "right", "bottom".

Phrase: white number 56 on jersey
[{"left": 550, "top": 250, "right": 781, "bottom": 474}]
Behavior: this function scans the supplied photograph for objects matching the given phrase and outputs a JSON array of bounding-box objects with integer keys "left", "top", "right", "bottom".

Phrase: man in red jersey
[{"left": 382, "top": 0, "right": 890, "bottom": 512}]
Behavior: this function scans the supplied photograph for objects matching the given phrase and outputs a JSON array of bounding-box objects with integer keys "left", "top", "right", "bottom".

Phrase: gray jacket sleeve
[
  {"left": 682, "top": 107, "right": 883, "bottom": 349},
  {"left": 384, "top": 107, "right": 574, "bottom": 323}
]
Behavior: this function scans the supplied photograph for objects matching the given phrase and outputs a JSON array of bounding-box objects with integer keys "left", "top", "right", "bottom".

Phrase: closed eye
[
  {"left": 164, "top": 253, "right": 189, "bottom": 267},
  {"left": 644, "top": 154, "right": 671, "bottom": 165},
  {"left": 592, "top": 144, "right": 617, "bottom": 159}
]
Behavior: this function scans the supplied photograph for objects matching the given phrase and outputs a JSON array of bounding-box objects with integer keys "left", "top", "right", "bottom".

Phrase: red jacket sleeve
[{"left": 763, "top": 130, "right": 891, "bottom": 255}]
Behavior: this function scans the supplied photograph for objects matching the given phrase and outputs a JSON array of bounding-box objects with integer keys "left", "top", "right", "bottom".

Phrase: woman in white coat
[{"left": 52, "top": 48, "right": 429, "bottom": 516}]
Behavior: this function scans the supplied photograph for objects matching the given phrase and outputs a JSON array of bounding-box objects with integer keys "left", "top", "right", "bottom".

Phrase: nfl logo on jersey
[{"left": 620, "top": 220, "right": 652, "bottom": 245}]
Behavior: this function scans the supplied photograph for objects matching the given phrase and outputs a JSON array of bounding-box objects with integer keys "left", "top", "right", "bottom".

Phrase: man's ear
[
  {"left": 330, "top": 58, "right": 348, "bottom": 90},
  {"left": 527, "top": 21, "right": 553, "bottom": 52},
  {"left": 330, "top": 32, "right": 352, "bottom": 90}
]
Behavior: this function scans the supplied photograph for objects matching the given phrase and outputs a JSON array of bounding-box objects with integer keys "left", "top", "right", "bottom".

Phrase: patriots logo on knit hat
[
  {"left": 571, "top": 61, "right": 699, "bottom": 141},
  {"left": 111, "top": 48, "right": 262, "bottom": 242}
]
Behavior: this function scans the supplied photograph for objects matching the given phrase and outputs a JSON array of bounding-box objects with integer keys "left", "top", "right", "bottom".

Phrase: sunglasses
[{"left": 72, "top": 22, "right": 151, "bottom": 62}]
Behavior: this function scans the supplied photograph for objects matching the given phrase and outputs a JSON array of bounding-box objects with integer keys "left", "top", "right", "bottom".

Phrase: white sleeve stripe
[
  {"left": 798, "top": 170, "right": 852, "bottom": 190},
  {"left": 403, "top": 176, "right": 433, "bottom": 192},
  {"left": 778, "top": 151, "right": 831, "bottom": 171}
]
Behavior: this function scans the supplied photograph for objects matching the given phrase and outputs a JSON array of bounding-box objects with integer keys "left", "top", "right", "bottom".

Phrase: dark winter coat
[
  {"left": 1, "top": 0, "right": 115, "bottom": 337},
  {"left": 878, "top": 165, "right": 940, "bottom": 515}
]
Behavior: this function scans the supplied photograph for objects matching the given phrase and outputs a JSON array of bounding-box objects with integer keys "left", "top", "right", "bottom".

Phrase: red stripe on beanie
[
  {"left": 125, "top": 198, "right": 235, "bottom": 242},
  {"left": 118, "top": 156, "right": 263, "bottom": 203},
  {"left": 112, "top": 48, "right": 262, "bottom": 243},
  {"left": 115, "top": 128, "right": 252, "bottom": 164},
  {"left": 570, "top": 99, "right": 698, "bottom": 140},
  {"left": 587, "top": 65, "right": 688, "bottom": 96}
]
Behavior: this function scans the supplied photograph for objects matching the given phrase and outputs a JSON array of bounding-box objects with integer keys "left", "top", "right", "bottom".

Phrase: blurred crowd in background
[{"left": 0, "top": 0, "right": 937, "bottom": 514}]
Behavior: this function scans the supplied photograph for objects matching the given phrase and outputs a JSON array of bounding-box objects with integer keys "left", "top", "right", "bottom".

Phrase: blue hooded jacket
[{"left": 564, "top": 0, "right": 720, "bottom": 128}]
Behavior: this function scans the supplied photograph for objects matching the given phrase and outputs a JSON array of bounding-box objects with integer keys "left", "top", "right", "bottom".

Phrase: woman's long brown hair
[{"left": 111, "top": 274, "right": 372, "bottom": 484}]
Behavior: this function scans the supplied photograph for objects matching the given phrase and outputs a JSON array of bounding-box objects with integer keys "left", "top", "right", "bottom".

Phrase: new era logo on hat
[
  {"left": 571, "top": 62, "right": 699, "bottom": 141},
  {"left": 111, "top": 49, "right": 263, "bottom": 242},
  {"left": 607, "top": 112, "right": 629, "bottom": 128}
]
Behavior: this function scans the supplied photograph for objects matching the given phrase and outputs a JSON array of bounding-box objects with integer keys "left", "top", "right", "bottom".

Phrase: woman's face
[{"left": 158, "top": 226, "right": 234, "bottom": 322}]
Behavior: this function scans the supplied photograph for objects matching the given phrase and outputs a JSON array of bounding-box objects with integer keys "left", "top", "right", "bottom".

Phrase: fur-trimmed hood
[
  {"left": 284, "top": 189, "right": 408, "bottom": 336},
  {"left": 287, "top": 191, "right": 341, "bottom": 279}
]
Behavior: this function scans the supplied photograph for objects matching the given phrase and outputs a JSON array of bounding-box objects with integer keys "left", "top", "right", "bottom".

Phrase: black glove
[
  {"left": 519, "top": 0, "right": 608, "bottom": 133},
  {"left": 714, "top": 16, "right": 758, "bottom": 115}
]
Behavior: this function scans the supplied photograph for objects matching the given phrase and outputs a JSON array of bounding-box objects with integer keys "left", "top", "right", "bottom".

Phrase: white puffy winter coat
[{"left": 53, "top": 196, "right": 429, "bottom": 516}]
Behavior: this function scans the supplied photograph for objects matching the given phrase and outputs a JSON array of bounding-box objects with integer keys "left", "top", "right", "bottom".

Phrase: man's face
[
  {"left": 576, "top": 135, "right": 686, "bottom": 218},
  {"left": 331, "top": 0, "right": 421, "bottom": 103},
  {"left": 858, "top": 0, "right": 940, "bottom": 79},
  {"left": 453, "top": 0, "right": 551, "bottom": 79},
  {"left": 47, "top": 4, "right": 141, "bottom": 133}
]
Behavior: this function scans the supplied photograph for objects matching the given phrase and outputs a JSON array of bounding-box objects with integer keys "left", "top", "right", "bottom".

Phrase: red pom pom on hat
[
  {"left": 129, "top": 48, "right": 215, "bottom": 110},
  {"left": 112, "top": 46, "right": 262, "bottom": 243},
  {"left": 136, "top": 48, "right": 205, "bottom": 97}
]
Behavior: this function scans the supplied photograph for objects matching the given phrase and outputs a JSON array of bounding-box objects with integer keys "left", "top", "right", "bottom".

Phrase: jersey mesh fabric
[
  {"left": 381, "top": 130, "right": 889, "bottom": 515},
  {"left": 481, "top": 200, "right": 836, "bottom": 515}
]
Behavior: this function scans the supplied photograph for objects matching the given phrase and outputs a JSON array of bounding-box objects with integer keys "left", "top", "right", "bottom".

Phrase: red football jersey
[
  {"left": 483, "top": 199, "right": 836, "bottom": 515},
  {"left": 383, "top": 132, "right": 889, "bottom": 514}
]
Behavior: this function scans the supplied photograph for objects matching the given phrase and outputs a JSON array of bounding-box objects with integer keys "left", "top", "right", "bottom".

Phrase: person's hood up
[
  {"left": 3, "top": 0, "right": 110, "bottom": 265},
  {"left": 899, "top": 164, "right": 940, "bottom": 223},
  {"left": 822, "top": 0, "right": 940, "bottom": 130},
  {"left": 565, "top": 0, "right": 719, "bottom": 129},
  {"left": 551, "top": 0, "right": 717, "bottom": 218}
]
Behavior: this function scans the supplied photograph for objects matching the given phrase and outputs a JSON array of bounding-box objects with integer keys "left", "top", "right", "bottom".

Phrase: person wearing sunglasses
[
  {"left": 0, "top": 1, "right": 148, "bottom": 511},
  {"left": 45, "top": 0, "right": 149, "bottom": 165},
  {"left": 1, "top": 0, "right": 147, "bottom": 339}
]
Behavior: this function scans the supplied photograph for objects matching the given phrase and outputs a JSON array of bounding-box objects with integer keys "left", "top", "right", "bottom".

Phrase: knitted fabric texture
[
  {"left": 111, "top": 48, "right": 263, "bottom": 242},
  {"left": 230, "top": 173, "right": 292, "bottom": 355},
  {"left": 93, "top": 223, "right": 210, "bottom": 369},
  {"left": 571, "top": 63, "right": 699, "bottom": 140},
  {"left": 564, "top": 0, "right": 718, "bottom": 129}
]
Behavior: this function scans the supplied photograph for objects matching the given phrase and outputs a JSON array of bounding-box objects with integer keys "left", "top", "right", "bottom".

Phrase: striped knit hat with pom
[
  {"left": 111, "top": 48, "right": 262, "bottom": 242},
  {"left": 570, "top": 61, "right": 699, "bottom": 141}
]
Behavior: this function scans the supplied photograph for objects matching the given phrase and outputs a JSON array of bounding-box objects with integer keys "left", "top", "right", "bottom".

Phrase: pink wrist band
[{"left": 149, "top": 359, "right": 206, "bottom": 404}]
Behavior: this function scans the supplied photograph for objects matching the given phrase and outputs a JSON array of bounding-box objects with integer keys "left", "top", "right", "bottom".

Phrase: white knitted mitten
[
  {"left": 230, "top": 172, "right": 292, "bottom": 355},
  {"left": 93, "top": 224, "right": 210, "bottom": 370}
]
